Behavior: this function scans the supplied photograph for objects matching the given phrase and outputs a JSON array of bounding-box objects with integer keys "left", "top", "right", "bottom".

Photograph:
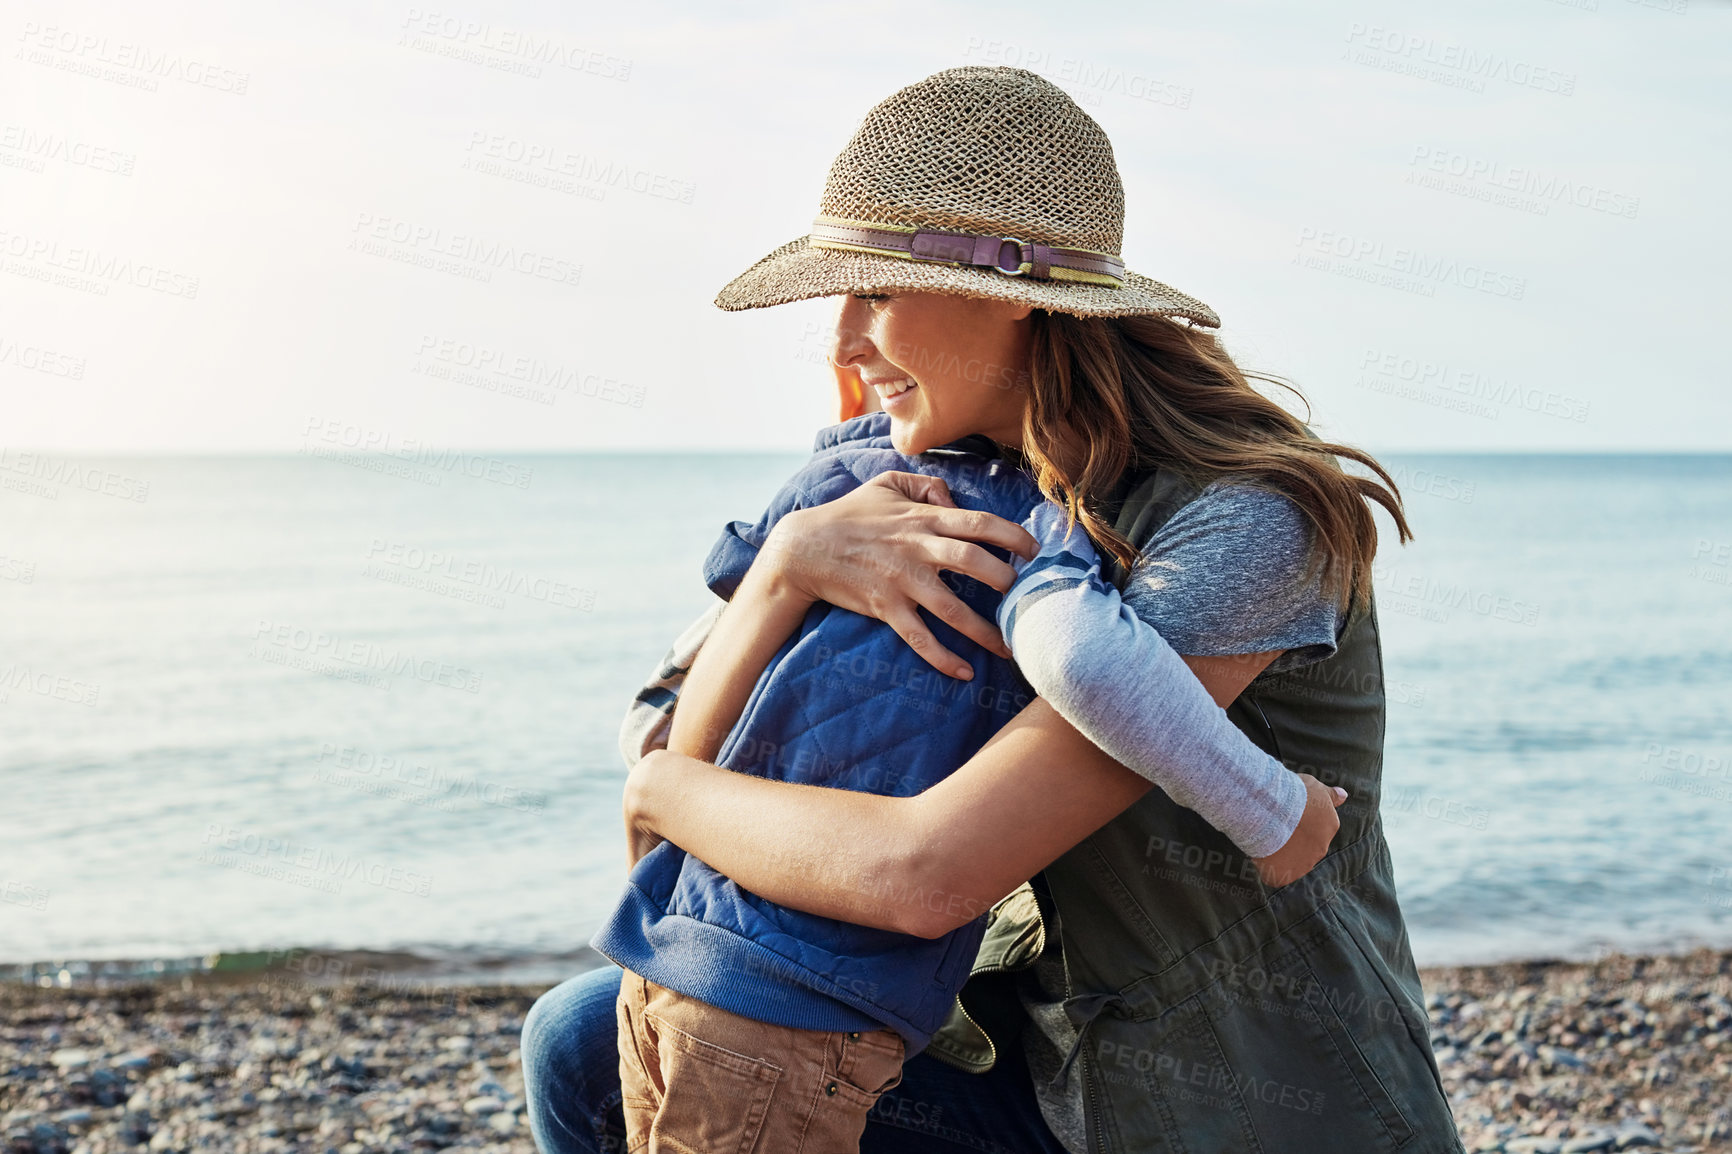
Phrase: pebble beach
[{"left": 2, "top": 948, "right": 1729, "bottom": 1154}]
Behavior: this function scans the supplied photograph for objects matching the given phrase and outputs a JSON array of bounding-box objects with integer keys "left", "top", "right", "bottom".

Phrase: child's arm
[{"left": 997, "top": 502, "right": 1336, "bottom": 864}]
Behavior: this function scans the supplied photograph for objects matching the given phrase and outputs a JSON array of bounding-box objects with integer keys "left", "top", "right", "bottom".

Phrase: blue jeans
[{"left": 522, "top": 965, "right": 1069, "bottom": 1154}]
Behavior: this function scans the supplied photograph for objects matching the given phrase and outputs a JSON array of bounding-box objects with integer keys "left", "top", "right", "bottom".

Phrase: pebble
[
  {"left": 1425, "top": 948, "right": 1732, "bottom": 1154},
  {"left": 0, "top": 979, "right": 537, "bottom": 1154},
  {"left": 111, "top": 1050, "right": 156, "bottom": 1071},
  {"left": 50, "top": 1048, "right": 92, "bottom": 1071}
]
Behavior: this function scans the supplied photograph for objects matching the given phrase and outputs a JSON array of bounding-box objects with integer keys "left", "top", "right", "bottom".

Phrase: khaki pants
[{"left": 615, "top": 969, "right": 906, "bottom": 1154}]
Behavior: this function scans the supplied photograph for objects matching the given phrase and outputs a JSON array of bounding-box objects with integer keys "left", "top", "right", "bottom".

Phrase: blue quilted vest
[{"left": 592, "top": 413, "right": 1044, "bottom": 1051}]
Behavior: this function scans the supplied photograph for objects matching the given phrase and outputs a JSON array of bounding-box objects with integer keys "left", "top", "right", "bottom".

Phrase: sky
[{"left": 1, "top": 0, "right": 1727, "bottom": 453}]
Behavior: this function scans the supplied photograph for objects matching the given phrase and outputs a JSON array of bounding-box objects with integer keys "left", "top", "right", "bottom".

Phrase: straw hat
[{"left": 714, "top": 65, "right": 1219, "bottom": 327}]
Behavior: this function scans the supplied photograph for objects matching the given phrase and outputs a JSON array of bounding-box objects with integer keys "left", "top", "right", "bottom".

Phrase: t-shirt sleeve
[
  {"left": 1121, "top": 481, "right": 1341, "bottom": 676},
  {"left": 995, "top": 501, "right": 1307, "bottom": 858}
]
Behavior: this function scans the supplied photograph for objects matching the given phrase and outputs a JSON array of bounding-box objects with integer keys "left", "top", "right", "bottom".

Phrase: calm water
[{"left": 2, "top": 450, "right": 1729, "bottom": 973}]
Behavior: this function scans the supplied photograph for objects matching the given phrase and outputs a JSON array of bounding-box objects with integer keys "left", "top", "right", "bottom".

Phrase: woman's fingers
[
  {"left": 871, "top": 470, "right": 958, "bottom": 508},
  {"left": 923, "top": 504, "right": 1040, "bottom": 561},
  {"left": 882, "top": 605, "right": 974, "bottom": 681},
  {"left": 906, "top": 581, "right": 1014, "bottom": 660},
  {"left": 920, "top": 535, "right": 1022, "bottom": 594}
]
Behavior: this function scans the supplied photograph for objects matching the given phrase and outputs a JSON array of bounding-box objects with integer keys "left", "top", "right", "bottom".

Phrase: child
[{"left": 592, "top": 411, "right": 1340, "bottom": 1153}]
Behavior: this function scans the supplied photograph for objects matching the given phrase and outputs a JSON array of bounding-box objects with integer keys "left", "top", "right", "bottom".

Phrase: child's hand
[
  {"left": 1252, "top": 774, "right": 1347, "bottom": 888},
  {"left": 1015, "top": 502, "right": 1090, "bottom": 576}
]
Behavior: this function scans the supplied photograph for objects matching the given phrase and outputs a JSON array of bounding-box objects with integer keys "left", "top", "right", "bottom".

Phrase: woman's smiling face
[{"left": 831, "top": 291, "right": 1034, "bottom": 456}]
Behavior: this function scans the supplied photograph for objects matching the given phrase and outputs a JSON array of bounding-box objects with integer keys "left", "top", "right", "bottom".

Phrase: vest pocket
[
  {"left": 1085, "top": 997, "right": 1262, "bottom": 1154},
  {"left": 1265, "top": 931, "right": 1420, "bottom": 1148}
]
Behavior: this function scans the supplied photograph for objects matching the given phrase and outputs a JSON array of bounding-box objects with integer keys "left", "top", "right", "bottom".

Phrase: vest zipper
[
  {"left": 1086, "top": 1050, "right": 1108, "bottom": 1154},
  {"left": 1249, "top": 694, "right": 1283, "bottom": 763}
]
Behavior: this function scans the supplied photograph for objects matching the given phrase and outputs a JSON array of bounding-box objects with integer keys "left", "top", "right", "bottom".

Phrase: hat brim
[{"left": 714, "top": 234, "right": 1219, "bottom": 326}]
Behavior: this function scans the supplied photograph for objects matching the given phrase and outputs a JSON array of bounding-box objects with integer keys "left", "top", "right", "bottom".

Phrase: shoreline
[
  {"left": 1, "top": 946, "right": 610, "bottom": 994},
  {"left": 2, "top": 948, "right": 1727, "bottom": 1154}
]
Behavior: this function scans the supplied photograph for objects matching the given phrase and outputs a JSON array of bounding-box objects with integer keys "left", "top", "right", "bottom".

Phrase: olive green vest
[{"left": 926, "top": 467, "right": 1464, "bottom": 1153}]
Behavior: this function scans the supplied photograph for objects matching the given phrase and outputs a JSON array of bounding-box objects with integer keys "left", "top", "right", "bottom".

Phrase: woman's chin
[{"left": 887, "top": 418, "right": 931, "bottom": 456}]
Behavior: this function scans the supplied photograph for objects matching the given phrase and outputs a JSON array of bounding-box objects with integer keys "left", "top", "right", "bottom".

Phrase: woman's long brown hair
[{"left": 1016, "top": 310, "right": 1412, "bottom": 611}]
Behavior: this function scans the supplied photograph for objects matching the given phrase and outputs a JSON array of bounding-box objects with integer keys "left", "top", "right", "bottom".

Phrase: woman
[{"left": 525, "top": 67, "right": 1462, "bottom": 1153}]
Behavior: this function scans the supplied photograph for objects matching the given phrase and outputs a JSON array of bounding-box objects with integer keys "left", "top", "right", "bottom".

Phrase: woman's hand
[
  {"left": 622, "top": 752, "right": 670, "bottom": 868},
  {"left": 759, "top": 471, "right": 1039, "bottom": 680},
  {"left": 1251, "top": 775, "right": 1348, "bottom": 888}
]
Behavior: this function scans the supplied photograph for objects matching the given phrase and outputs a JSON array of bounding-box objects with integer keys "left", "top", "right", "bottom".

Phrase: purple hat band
[{"left": 807, "top": 217, "right": 1126, "bottom": 287}]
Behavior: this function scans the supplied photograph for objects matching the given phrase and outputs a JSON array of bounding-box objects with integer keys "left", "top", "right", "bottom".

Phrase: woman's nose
[{"left": 831, "top": 296, "right": 875, "bottom": 367}]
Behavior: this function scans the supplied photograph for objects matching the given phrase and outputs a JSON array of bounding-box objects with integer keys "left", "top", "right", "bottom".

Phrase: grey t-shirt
[
  {"left": 1120, "top": 478, "right": 1341, "bottom": 672},
  {"left": 1022, "top": 477, "right": 1343, "bottom": 1154}
]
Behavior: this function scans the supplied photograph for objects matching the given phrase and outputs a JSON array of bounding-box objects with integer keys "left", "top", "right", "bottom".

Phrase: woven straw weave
[{"left": 715, "top": 66, "right": 1220, "bottom": 325}]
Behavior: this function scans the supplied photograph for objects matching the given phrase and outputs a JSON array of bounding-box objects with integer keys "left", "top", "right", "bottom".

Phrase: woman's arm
[
  {"left": 627, "top": 696, "right": 1149, "bottom": 939},
  {"left": 626, "top": 671, "right": 1350, "bottom": 939}
]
